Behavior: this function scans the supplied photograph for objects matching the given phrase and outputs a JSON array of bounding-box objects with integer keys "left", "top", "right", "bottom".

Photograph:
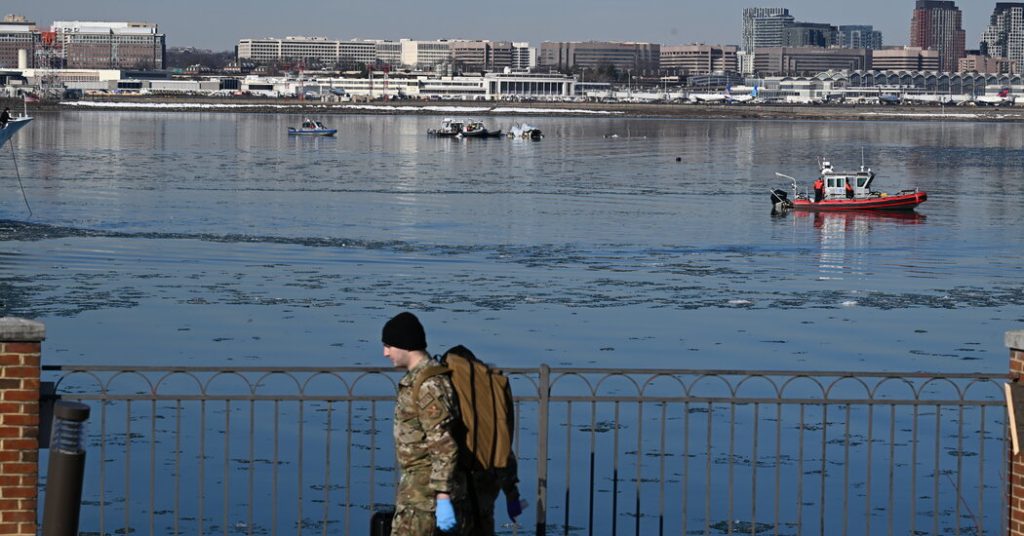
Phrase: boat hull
[
  {"left": 288, "top": 128, "right": 336, "bottom": 136},
  {"left": 791, "top": 191, "right": 927, "bottom": 211},
  {"left": 0, "top": 117, "right": 32, "bottom": 149}
]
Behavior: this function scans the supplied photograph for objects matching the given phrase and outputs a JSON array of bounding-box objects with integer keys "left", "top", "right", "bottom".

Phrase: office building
[
  {"left": 52, "top": 21, "right": 165, "bottom": 70},
  {"left": 980, "top": 3, "right": 1024, "bottom": 69},
  {"left": 451, "top": 41, "right": 515, "bottom": 72},
  {"left": 838, "top": 25, "right": 883, "bottom": 50},
  {"left": 400, "top": 39, "right": 453, "bottom": 69},
  {"left": 784, "top": 22, "right": 838, "bottom": 47},
  {"left": 753, "top": 47, "right": 869, "bottom": 75},
  {"left": 0, "top": 15, "right": 38, "bottom": 69},
  {"left": 871, "top": 46, "right": 940, "bottom": 71},
  {"left": 742, "top": 8, "right": 793, "bottom": 51},
  {"left": 959, "top": 53, "right": 1016, "bottom": 74},
  {"left": 237, "top": 37, "right": 374, "bottom": 67},
  {"left": 539, "top": 41, "right": 660, "bottom": 74},
  {"left": 660, "top": 44, "right": 738, "bottom": 75},
  {"left": 511, "top": 42, "right": 536, "bottom": 70},
  {"left": 741, "top": 7, "right": 794, "bottom": 51},
  {"left": 910, "top": 0, "right": 965, "bottom": 72}
]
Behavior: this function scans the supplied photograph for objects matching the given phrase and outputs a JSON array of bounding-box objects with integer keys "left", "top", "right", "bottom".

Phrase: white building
[
  {"left": 237, "top": 36, "right": 460, "bottom": 69},
  {"left": 400, "top": 39, "right": 454, "bottom": 69}
]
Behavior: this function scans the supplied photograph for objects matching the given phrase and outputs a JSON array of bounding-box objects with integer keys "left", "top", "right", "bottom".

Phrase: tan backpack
[{"left": 412, "top": 345, "right": 514, "bottom": 471}]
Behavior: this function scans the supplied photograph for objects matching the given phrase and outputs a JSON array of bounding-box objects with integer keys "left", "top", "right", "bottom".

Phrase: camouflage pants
[
  {"left": 391, "top": 503, "right": 475, "bottom": 536},
  {"left": 391, "top": 505, "right": 438, "bottom": 536}
]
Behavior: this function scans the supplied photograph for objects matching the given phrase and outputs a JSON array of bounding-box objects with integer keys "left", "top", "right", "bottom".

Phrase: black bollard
[{"left": 41, "top": 401, "right": 91, "bottom": 536}]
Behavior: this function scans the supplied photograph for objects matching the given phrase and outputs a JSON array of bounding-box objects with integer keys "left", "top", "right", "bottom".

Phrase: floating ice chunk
[
  {"left": 841, "top": 300, "right": 858, "bottom": 307},
  {"left": 728, "top": 299, "right": 752, "bottom": 305}
]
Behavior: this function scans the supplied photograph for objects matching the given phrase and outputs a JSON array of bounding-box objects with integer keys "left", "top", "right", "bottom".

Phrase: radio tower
[{"left": 34, "top": 31, "right": 64, "bottom": 100}]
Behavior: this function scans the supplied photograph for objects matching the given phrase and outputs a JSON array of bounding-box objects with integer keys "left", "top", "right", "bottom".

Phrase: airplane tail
[
  {"left": 751, "top": 85, "right": 759, "bottom": 98},
  {"left": 999, "top": 87, "right": 1010, "bottom": 98}
]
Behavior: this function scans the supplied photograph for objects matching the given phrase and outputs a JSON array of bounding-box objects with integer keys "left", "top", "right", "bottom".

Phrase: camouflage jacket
[{"left": 394, "top": 358, "right": 464, "bottom": 510}]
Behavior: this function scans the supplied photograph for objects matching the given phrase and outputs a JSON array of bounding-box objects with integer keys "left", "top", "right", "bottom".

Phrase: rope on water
[{"left": 10, "top": 139, "right": 31, "bottom": 217}]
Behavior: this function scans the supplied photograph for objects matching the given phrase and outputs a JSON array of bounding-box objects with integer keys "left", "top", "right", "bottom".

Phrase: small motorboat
[
  {"left": 288, "top": 118, "right": 336, "bottom": 136},
  {"left": 428, "top": 118, "right": 501, "bottom": 138},
  {"left": 773, "top": 157, "right": 926, "bottom": 213},
  {"left": 460, "top": 120, "right": 502, "bottom": 138},
  {"left": 428, "top": 118, "right": 464, "bottom": 137}
]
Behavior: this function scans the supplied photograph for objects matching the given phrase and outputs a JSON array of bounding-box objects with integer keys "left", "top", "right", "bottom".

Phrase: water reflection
[{"left": 790, "top": 210, "right": 927, "bottom": 280}]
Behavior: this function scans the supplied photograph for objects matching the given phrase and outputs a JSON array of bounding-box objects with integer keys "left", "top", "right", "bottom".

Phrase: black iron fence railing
[{"left": 40, "top": 365, "right": 1009, "bottom": 536}]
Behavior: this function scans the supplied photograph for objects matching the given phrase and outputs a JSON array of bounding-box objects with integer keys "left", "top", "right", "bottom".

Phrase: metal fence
[{"left": 40, "top": 364, "right": 1009, "bottom": 536}]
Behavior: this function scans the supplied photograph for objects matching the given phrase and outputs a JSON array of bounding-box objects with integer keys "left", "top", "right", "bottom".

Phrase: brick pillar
[
  {"left": 1009, "top": 330, "right": 1024, "bottom": 536},
  {"left": 0, "top": 317, "right": 44, "bottom": 536}
]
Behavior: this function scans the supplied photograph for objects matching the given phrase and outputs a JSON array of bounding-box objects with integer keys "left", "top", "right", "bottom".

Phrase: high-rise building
[
  {"left": 910, "top": 0, "right": 965, "bottom": 73},
  {"left": 838, "top": 25, "right": 883, "bottom": 50},
  {"left": 783, "top": 22, "right": 839, "bottom": 47},
  {"left": 980, "top": 3, "right": 1024, "bottom": 69},
  {"left": 52, "top": 21, "right": 165, "bottom": 70},
  {"left": 742, "top": 8, "right": 793, "bottom": 51}
]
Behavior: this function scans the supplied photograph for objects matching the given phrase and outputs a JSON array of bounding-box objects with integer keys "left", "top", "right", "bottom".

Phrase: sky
[{"left": 7, "top": 0, "right": 993, "bottom": 52}]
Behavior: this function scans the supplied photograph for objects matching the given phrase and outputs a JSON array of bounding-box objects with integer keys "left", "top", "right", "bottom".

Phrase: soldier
[{"left": 383, "top": 311, "right": 470, "bottom": 535}]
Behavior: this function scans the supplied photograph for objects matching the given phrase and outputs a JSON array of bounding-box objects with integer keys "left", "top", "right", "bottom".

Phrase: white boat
[
  {"left": 288, "top": 118, "right": 336, "bottom": 136},
  {"left": 427, "top": 118, "right": 464, "bottom": 137},
  {"left": 0, "top": 117, "right": 32, "bottom": 149}
]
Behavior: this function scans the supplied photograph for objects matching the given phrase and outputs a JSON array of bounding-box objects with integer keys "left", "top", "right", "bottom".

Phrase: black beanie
[{"left": 382, "top": 312, "right": 427, "bottom": 351}]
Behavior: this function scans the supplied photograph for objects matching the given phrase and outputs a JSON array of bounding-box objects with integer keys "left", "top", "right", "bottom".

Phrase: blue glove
[
  {"left": 506, "top": 495, "right": 524, "bottom": 520},
  {"left": 435, "top": 497, "right": 457, "bottom": 532}
]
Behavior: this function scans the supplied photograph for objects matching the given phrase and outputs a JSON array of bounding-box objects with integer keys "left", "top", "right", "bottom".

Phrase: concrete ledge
[
  {"left": 0, "top": 317, "right": 45, "bottom": 342},
  {"left": 1007, "top": 330, "right": 1024, "bottom": 351}
]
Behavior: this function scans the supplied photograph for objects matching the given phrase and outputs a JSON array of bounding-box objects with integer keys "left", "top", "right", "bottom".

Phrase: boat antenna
[{"left": 11, "top": 141, "right": 32, "bottom": 217}]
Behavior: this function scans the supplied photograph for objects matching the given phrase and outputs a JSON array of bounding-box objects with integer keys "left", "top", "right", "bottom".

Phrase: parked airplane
[
  {"left": 726, "top": 85, "right": 759, "bottom": 103},
  {"left": 974, "top": 87, "right": 1014, "bottom": 106},
  {"left": 878, "top": 93, "right": 901, "bottom": 105},
  {"left": 689, "top": 84, "right": 760, "bottom": 104},
  {"left": 901, "top": 93, "right": 971, "bottom": 106},
  {"left": 687, "top": 90, "right": 728, "bottom": 103}
]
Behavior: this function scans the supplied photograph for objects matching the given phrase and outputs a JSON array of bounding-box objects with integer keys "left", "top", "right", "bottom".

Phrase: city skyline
[{"left": 7, "top": 0, "right": 992, "bottom": 52}]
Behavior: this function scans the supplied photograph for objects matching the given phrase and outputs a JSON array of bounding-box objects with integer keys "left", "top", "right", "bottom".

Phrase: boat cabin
[
  {"left": 819, "top": 160, "right": 874, "bottom": 200},
  {"left": 301, "top": 119, "right": 327, "bottom": 130}
]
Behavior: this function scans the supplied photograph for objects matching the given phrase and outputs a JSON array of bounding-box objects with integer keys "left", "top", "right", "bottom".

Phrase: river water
[{"left": 2, "top": 110, "right": 1022, "bottom": 372}]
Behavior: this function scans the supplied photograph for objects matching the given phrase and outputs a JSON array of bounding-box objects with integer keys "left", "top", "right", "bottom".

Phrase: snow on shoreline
[{"left": 60, "top": 101, "right": 623, "bottom": 115}]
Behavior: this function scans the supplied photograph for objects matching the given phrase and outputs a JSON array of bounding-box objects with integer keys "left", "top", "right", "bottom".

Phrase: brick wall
[
  {"left": 1009, "top": 330, "right": 1024, "bottom": 536},
  {"left": 0, "top": 318, "right": 44, "bottom": 536}
]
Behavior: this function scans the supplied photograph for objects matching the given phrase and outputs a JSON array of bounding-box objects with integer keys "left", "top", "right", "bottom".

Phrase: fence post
[
  {"left": 1009, "top": 330, "right": 1024, "bottom": 536},
  {"left": 535, "top": 364, "right": 549, "bottom": 536},
  {"left": 0, "top": 317, "right": 45, "bottom": 536}
]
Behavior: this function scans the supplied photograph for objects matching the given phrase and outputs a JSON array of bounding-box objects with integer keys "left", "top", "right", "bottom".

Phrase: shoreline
[{"left": 8, "top": 96, "right": 1024, "bottom": 121}]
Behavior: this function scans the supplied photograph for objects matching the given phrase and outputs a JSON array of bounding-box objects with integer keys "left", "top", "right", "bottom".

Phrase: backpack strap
[{"left": 411, "top": 364, "right": 450, "bottom": 403}]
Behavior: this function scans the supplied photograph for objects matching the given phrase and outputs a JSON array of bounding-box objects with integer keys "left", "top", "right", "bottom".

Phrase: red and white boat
[{"left": 771, "top": 158, "right": 927, "bottom": 212}]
